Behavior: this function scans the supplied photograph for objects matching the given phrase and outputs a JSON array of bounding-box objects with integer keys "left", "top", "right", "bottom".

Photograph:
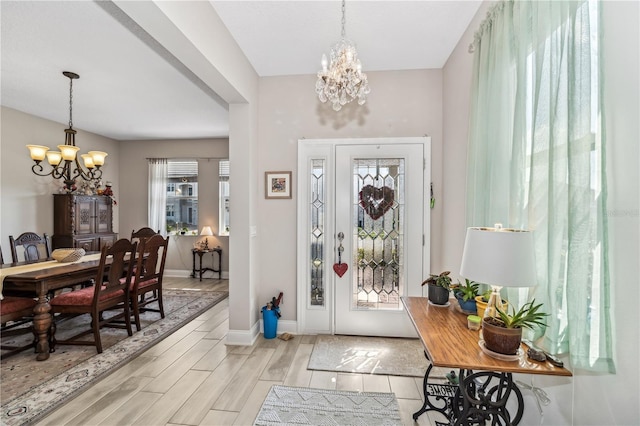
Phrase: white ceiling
[{"left": 1, "top": 1, "right": 481, "bottom": 141}]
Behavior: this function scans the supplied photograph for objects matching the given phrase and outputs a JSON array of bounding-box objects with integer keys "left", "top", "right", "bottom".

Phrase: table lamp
[
  {"left": 200, "top": 226, "right": 214, "bottom": 250},
  {"left": 459, "top": 224, "right": 537, "bottom": 318}
]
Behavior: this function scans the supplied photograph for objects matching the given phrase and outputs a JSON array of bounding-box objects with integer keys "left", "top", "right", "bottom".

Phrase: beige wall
[
  {"left": 256, "top": 69, "right": 443, "bottom": 321},
  {"left": 118, "top": 138, "right": 229, "bottom": 275},
  {"left": 0, "top": 106, "right": 120, "bottom": 259},
  {"left": 443, "top": 1, "right": 640, "bottom": 424}
]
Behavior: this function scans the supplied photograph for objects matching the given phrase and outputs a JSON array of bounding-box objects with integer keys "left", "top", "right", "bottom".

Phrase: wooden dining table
[{"left": 1, "top": 254, "right": 103, "bottom": 361}]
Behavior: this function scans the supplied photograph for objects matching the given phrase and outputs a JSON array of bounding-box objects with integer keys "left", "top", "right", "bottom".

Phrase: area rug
[
  {"left": 0, "top": 289, "right": 227, "bottom": 426},
  {"left": 308, "top": 334, "right": 448, "bottom": 378},
  {"left": 254, "top": 385, "right": 402, "bottom": 426}
]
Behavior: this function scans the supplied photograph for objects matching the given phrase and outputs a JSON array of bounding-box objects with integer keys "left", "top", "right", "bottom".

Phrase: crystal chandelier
[
  {"left": 316, "top": 0, "right": 370, "bottom": 111},
  {"left": 27, "top": 71, "right": 107, "bottom": 191}
]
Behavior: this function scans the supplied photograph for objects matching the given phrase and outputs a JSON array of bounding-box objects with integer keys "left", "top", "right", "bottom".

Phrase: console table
[
  {"left": 402, "top": 297, "right": 572, "bottom": 425},
  {"left": 191, "top": 247, "right": 222, "bottom": 281}
]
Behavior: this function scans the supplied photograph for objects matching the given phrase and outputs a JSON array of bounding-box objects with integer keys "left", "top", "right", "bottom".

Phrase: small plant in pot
[
  {"left": 475, "top": 289, "right": 508, "bottom": 318},
  {"left": 483, "top": 299, "right": 548, "bottom": 355},
  {"left": 454, "top": 279, "right": 479, "bottom": 314},
  {"left": 422, "top": 271, "right": 452, "bottom": 305}
]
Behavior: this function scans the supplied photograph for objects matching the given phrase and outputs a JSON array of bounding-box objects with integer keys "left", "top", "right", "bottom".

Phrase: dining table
[{"left": 1, "top": 253, "right": 103, "bottom": 361}]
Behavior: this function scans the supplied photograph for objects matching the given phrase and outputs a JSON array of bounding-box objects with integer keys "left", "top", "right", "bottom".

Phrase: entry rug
[
  {"left": 0, "top": 290, "right": 228, "bottom": 426},
  {"left": 308, "top": 334, "right": 448, "bottom": 378},
  {"left": 254, "top": 385, "right": 402, "bottom": 426}
]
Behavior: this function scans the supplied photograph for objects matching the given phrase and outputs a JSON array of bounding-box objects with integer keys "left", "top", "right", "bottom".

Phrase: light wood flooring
[{"left": 35, "top": 277, "right": 441, "bottom": 426}]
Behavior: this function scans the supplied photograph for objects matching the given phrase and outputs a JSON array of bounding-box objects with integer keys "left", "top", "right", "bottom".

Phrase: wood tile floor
[{"left": 35, "top": 277, "right": 441, "bottom": 426}]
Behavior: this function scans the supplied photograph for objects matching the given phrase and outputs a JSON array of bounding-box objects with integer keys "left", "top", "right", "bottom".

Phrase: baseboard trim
[
  {"left": 165, "top": 269, "right": 229, "bottom": 279},
  {"left": 226, "top": 319, "right": 298, "bottom": 346},
  {"left": 226, "top": 322, "right": 260, "bottom": 346}
]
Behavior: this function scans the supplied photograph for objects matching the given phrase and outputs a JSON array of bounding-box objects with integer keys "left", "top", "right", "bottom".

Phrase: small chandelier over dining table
[
  {"left": 27, "top": 71, "right": 107, "bottom": 191},
  {"left": 315, "top": 0, "right": 370, "bottom": 111}
]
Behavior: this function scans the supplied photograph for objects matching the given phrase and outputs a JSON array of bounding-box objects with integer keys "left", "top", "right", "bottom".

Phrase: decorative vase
[
  {"left": 455, "top": 292, "right": 477, "bottom": 314},
  {"left": 482, "top": 317, "right": 522, "bottom": 355},
  {"left": 428, "top": 285, "right": 450, "bottom": 305}
]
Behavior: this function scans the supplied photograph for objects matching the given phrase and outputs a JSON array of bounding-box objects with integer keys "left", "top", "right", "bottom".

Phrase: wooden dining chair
[
  {"left": 1, "top": 296, "right": 37, "bottom": 359},
  {"left": 9, "top": 232, "right": 51, "bottom": 263},
  {"left": 48, "top": 238, "right": 137, "bottom": 354},
  {"left": 131, "top": 227, "right": 160, "bottom": 243},
  {"left": 130, "top": 234, "right": 169, "bottom": 331}
]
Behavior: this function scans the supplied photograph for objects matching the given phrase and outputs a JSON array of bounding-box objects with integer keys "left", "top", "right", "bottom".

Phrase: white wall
[
  {"left": 0, "top": 106, "right": 120, "bottom": 259},
  {"left": 256, "top": 70, "right": 443, "bottom": 321},
  {"left": 442, "top": 1, "right": 640, "bottom": 424}
]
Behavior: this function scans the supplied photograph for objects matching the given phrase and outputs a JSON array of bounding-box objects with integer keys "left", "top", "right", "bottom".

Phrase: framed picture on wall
[{"left": 265, "top": 171, "right": 292, "bottom": 199}]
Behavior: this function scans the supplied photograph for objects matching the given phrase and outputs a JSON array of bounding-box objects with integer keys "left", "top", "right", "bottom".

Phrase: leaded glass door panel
[{"left": 334, "top": 143, "right": 424, "bottom": 337}]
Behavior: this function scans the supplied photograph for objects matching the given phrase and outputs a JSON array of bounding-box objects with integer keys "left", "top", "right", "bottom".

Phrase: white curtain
[
  {"left": 467, "top": 0, "right": 613, "bottom": 372},
  {"left": 148, "top": 159, "right": 167, "bottom": 236}
]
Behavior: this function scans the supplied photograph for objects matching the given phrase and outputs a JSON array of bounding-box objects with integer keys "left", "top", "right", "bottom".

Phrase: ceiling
[{"left": 1, "top": 1, "right": 482, "bottom": 141}]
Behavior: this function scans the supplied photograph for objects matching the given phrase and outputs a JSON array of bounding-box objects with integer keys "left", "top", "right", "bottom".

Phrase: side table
[{"left": 191, "top": 247, "right": 222, "bottom": 281}]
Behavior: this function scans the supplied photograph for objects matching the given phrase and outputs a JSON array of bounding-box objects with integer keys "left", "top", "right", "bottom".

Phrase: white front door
[
  {"left": 334, "top": 143, "right": 425, "bottom": 337},
  {"left": 296, "top": 138, "right": 430, "bottom": 337}
]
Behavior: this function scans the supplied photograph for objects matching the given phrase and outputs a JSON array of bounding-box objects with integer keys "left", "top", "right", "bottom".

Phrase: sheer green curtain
[{"left": 467, "top": 0, "right": 613, "bottom": 372}]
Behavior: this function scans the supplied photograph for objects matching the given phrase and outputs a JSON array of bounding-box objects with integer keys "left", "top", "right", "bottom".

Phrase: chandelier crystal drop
[
  {"left": 27, "top": 71, "right": 107, "bottom": 191},
  {"left": 316, "top": 0, "right": 370, "bottom": 111}
]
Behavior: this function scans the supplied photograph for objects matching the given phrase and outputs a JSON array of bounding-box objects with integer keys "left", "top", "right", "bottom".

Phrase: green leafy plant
[
  {"left": 455, "top": 279, "right": 479, "bottom": 302},
  {"left": 421, "top": 271, "right": 452, "bottom": 290},
  {"left": 480, "top": 289, "right": 493, "bottom": 302},
  {"left": 494, "top": 299, "right": 548, "bottom": 329}
]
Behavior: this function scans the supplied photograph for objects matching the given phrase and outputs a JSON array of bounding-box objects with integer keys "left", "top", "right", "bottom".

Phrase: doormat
[
  {"left": 307, "top": 334, "right": 449, "bottom": 378},
  {"left": 0, "top": 289, "right": 228, "bottom": 426},
  {"left": 254, "top": 385, "right": 402, "bottom": 425}
]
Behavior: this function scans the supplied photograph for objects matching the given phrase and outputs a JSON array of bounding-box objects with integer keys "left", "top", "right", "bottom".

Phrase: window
[
  {"left": 166, "top": 160, "right": 198, "bottom": 235},
  {"left": 219, "top": 160, "right": 230, "bottom": 236}
]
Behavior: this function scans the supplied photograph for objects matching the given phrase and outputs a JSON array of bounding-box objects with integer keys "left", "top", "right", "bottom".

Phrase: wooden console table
[
  {"left": 402, "top": 296, "right": 572, "bottom": 425},
  {"left": 191, "top": 247, "right": 222, "bottom": 281}
]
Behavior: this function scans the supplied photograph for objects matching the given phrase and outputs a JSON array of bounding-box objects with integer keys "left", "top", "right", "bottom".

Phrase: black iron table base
[{"left": 413, "top": 352, "right": 524, "bottom": 426}]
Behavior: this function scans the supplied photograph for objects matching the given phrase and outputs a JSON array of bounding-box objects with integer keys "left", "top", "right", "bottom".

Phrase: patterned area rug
[
  {"left": 0, "top": 289, "right": 227, "bottom": 426},
  {"left": 308, "top": 334, "right": 448, "bottom": 378},
  {"left": 254, "top": 385, "right": 402, "bottom": 425}
]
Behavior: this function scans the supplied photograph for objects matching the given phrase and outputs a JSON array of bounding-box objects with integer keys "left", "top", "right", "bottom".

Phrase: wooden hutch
[{"left": 52, "top": 194, "right": 117, "bottom": 251}]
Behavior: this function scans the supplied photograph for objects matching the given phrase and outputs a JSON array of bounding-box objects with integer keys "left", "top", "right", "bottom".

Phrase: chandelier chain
[
  {"left": 341, "top": 0, "right": 346, "bottom": 39},
  {"left": 68, "top": 76, "right": 73, "bottom": 128}
]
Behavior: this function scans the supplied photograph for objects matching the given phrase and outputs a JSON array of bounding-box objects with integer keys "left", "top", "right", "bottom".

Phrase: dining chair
[
  {"left": 130, "top": 227, "right": 160, "bottom": 300},
  {"left": 9, "top": 232, "right": 51, "bottom": 263},
  {"left": 1, "top": 296, "right": 37, "bottom": 359},
  {"left": 131, "top": 227, "right": 160, "bottom": 243},
  {"left": 48, "top": 238, "right": 137, "bottom": 354},
  {"left": 130, "top": 234, "right": 169, "bottom": 331}
]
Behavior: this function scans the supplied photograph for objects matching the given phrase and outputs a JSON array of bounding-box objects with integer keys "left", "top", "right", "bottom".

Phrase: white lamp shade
[
  {"left": 200, "top": 226, "right": 214, "bottom": 236},
  {"left": 460, "top": 226, "right": 537, "bottom": 288}
]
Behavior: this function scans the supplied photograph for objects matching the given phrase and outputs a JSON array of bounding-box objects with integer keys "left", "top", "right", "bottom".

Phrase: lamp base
[{"left": 483, "top": 285, "right": 506, "bottom": 318}]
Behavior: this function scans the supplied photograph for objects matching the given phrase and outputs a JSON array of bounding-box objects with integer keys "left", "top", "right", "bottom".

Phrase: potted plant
[
  {"left": 475, "top": 289, "right": 508, "bottom": 318},
  {"left": 422, "top": 271, "right": 452, "bottom": 305},
  {"left": 454, "top": 278, "right": 479, "bottom": 314},
  {"left": 482, "top": 299, "right": 548, "bottom": 355}
]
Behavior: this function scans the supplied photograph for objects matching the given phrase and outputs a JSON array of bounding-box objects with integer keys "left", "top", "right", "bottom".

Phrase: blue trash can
[{"left": 261, "top": 305, "right": 280, "bottom": 339}]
